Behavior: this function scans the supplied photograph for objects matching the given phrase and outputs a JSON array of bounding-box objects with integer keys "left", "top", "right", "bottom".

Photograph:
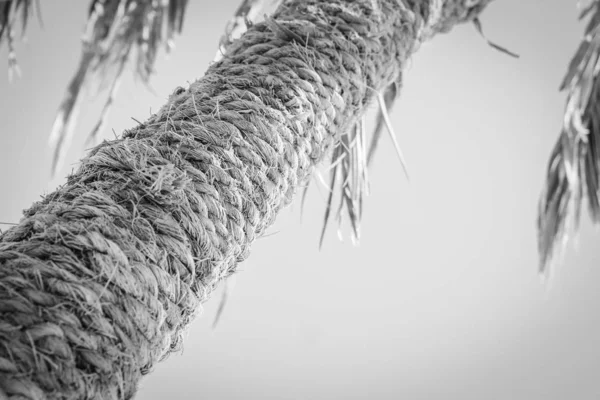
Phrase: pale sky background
[{"left": 0, "top": 1, "right": 598, "bottom": 399}]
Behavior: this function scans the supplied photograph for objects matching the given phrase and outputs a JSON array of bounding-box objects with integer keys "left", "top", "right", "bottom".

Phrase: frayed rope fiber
[{"left": 0, "top": 1, "right": 491, "bottom": 399}]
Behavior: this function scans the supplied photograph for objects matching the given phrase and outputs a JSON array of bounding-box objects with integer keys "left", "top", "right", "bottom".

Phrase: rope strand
[{"left": 0, "top": 1, "right": 492, "bottom": 398}]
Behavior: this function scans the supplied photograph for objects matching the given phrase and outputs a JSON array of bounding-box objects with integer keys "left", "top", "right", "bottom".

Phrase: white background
[{"left": 0, "top": 1, "right": 597, "bottom": 399}]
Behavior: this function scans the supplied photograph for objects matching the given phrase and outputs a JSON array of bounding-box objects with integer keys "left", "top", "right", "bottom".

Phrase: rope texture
[{"left": 0, "top": 1, "right": 489, "bottom": 398}]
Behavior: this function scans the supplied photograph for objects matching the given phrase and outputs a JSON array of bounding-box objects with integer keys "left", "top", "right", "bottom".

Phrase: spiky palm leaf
[
  {"left": 49, "top": 0, "right": 188, "bottom": 176},
  {"left": 538, "top": 0, "right": 600, "bottom": 274}
]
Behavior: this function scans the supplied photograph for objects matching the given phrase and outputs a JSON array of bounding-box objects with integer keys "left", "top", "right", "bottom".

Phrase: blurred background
[{"left": 0, "top": 1, "right": 598, "bottom": 399}]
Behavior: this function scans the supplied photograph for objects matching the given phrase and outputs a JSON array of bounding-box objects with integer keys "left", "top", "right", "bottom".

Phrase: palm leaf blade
[
  {"left": 538, "top": 0, "right": 600, "bottom": 273},
  {"left": 49, "top": 0, "right": 189, "bottom": 176}
]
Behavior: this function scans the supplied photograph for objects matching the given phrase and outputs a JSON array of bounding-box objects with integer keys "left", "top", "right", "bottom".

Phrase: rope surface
[{"left": 0, "top": 1, "right": 491, "bottom": 398}]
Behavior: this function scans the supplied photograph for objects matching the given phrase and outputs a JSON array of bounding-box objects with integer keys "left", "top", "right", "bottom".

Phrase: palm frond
[
  {"left": 319, "top": 143, "right": 342, "bottom": 248},
  {"left": 367, "top": 79, "right": 400, "bottom": 166},
  {"left": 319, "top": 116, "right": 374, "bottom": 247},
  {"left": 375, "top": 91, "right": 410, "bottom": 180},
  {"left": 311, "top": 77, "right": 413, "bottom": 249},
  {"left": 538, "top": 0, "right": 600, "bottom": 274},
  {"left": 49, "top": 0, "right": 189, "bottom": 176},
  {"left": 0, "top": 0, "right": 40, "bottom": 80}
]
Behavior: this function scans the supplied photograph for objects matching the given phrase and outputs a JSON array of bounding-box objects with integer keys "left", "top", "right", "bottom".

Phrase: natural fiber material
[
  {"left": 215, "top": 0, "right": 280, "bottom": 62},
  {"left": 0, "top": 1, "right": 492, "bottom": 399},
  {"left": 538, "top": 0, "right": 600, "bottom": 274}
]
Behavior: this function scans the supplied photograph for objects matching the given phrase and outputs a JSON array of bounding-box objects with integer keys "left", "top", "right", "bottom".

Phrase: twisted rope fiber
[{"left": 0, "top": 1, "right": 491, "bottom": 398}]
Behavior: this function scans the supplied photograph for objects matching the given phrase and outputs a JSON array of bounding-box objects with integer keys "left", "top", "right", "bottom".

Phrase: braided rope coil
[{"left": 0, "top": 1, "right": 490, "bottom": 398}]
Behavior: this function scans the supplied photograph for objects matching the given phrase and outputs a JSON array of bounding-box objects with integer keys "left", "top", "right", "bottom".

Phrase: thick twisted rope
[{"left": 0, "top": 1, "right": 492, "bottom": 398}]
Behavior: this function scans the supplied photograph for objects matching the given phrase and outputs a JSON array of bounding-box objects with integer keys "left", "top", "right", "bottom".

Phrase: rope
[{"left": 0, "top": 1, "right": 491, "bottom": 398}]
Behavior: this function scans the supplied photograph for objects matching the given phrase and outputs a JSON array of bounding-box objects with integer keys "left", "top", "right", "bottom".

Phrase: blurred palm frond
[
  {"left": 538, "top": 0, "right": 600, "bottom": 275},
  {"left": 49, "top": 0, "right": 189, "bottom": 176},
  {"left": 0, "top": 0, "right": 40, "bottom": 80}
]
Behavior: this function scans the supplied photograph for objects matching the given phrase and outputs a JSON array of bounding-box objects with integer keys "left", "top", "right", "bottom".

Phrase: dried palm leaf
[
  {"left": 0, "top": 0, "right": 41, "bottom": 80},
  {"left": 538, "top": 0, "right": 600, "bottom": 275},
  {"left": 375, "top": 90, "right": 410, "bottom": 180},
  {"left": 319, "top": 116, "right": 373, "bottom": 248},
  {"left": 368, "top": 79, "right": 400, "bottom": 167},
  {"left": 49, "top": 0, "right": 189, "bottom": 176}
]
